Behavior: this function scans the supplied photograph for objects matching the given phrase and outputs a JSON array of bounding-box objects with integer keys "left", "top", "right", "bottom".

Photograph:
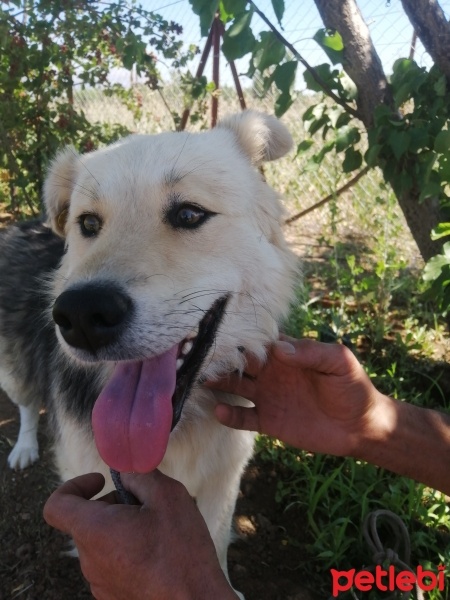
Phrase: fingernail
[{"left": 274, "top": 340, "right": 296, "bottom": 355}]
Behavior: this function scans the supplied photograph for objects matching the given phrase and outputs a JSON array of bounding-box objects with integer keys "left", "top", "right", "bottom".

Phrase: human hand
[
  {"left": 208, "top": 337, "right": 391, "bottom": 457},
  {"left": 43, "top": 471, "right": 239, "bottom": 600}
]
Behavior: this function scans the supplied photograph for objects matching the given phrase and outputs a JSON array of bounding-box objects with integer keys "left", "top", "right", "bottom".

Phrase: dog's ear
[
  {"left": 44, "top": 147, "right": 80, "bottom": 237},
  {"left": 217, "top": 110, "right": 293, "bottom": 166}
]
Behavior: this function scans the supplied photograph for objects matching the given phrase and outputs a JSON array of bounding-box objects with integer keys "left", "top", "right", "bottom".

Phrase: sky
[{"left": 137, "top": 0, "right": 450, "bottom": 88}]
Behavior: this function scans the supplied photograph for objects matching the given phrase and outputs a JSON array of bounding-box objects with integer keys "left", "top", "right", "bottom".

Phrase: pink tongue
[{"left": 92, "top": 345, "right": 178, "bottom": 473}]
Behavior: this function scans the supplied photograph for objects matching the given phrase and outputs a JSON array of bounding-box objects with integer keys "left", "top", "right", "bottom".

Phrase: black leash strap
[{"left": 110, "top": 468, "right": 140, "bottom": 505}]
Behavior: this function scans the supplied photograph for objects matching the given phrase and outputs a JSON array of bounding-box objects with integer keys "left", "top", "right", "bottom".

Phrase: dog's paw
[{"left": 7, "top": 440, "right": 39, "bottom": 470}]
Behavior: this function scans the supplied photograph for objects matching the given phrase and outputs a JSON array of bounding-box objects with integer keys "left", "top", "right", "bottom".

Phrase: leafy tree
[
  {"left": 313, "top": 0, "right": 450, "bottom": 260},
  {"left": 0, "top": 0, "right": 190, "bottom": 215}
]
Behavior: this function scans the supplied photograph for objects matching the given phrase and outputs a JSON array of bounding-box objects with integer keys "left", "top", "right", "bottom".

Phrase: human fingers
[
  {"left": 274, "top": 338, "right": 357, "bottom": 376},
  {"left": 205, "top": 370, "right": 258, "bottom": 399},
  {"left": 96, "top": 490, "right": 119, "bottom": 505},
  {"left": 43, "top": 473, "right": 106, "bottom": 534},
  {"left": 120, "top": 470, "right": 192, "bottom": 506},
  {"left": 214, "top": 403, "right": 260, "bottom": 432}
]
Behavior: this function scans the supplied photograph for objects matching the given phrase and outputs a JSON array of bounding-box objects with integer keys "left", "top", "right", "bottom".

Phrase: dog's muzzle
[{"left": 52, "top": 284, "right": 132, "bottom": 354}]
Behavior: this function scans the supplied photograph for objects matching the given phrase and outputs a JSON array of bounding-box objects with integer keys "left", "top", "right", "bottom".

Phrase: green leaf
[
  {"left": 303, "top": 157, "right": 320, "bottom": 172},
  {"left": 313, "top": 28, "right": 344, "bottom": 65},
  {"left": 365, "top": 144, "right": 382, "bottom": 167},
  {"left": 275, "top": 90, "right": 293, "bottom": 117},
  {"left": 419, "top": 181, "right": 442, "bottom": 203},
  {"left": 394, "top": 82, "right": 414, "bottom": 107},
  {"left": 423, "top": 251, "right": 450, "bottom": 282},
  {"left": 222, "top": 26, "right": 256, "bottom": 60},
  {"left": 337, "top": 71, "right": 357, "bottom": 100},
  {"left": 271, "top": 0, "right": 285, "bottom": 26},
  {"left": 409, "top": 128, "right": 429, "bottom": 152},
  {"left": 438, "top": 156, "right": 450, "bottom": 182},
  {"left": 296, "top": 139, "right": 314, "bottom": 155},
  {"left": 303, "top": 63, "right": 336, "bottom": 93},
  {"left": 388, "top": 129, "right": 411, "bottom": 160},
  {"left": 219, "top": 0, "right": 247, "bottom": 21},
  {"left": 335, "top": 125, "right": 360, "bottom": 152},
  {"left": 431, "top": 223, "right": 450, "bottom": 240},
  {"left": 391, "top": 58, "right": 428, "bottom": 104},
  {"left": 253, "top": 31, "right": 285, "bottom": 72},
  {"left": 304, "top": 115, "right": 327, "bottom": 136},
  {"left": 303, "top": 102, "right": 326, "bottom": 122},
  {"left": 312, "top": 139, "right": 336, "bottom": 164},
  {"left": 434, "top": 130, "right": 450, "bottom": 154},
  {"left": 227, "top": 9, "right": 252, "bottom": 37},
  {"left": 121, "top": 38, "right": 146, "bottom": 70},
  {"left": 373, "top": 105, "right": 395, "bottom": 127},
  {"left": 189, "top": 0, "right": 219, "bottom": 37},
  {"left": 434, "top": 74, "right": 446, "bottom": 97},
  {"left": 342, "top": 147, "right": 362, "bottom": 172},
  {"left": 272, "top": 60, "right": 297, "bottom": 93},
  {"left": 391, "top": 58, "right": 418, "bottom": 84},
  {"left": 302, "top": 103, "right": 327, "bottom": 137},
  {"left": 328, "top": 105, "right": 345, "bottom": 129}
]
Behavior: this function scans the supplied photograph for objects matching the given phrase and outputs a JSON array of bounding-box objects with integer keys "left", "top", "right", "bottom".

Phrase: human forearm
[
  {"left": 211, "top": 338, "right": 450, "bottom": 494},
  {"left": 352, "top": 391, "right": 450, "bottom": 495}
]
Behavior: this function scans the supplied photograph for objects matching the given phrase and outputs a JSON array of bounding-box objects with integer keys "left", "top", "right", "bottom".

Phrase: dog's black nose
[{"left": 52, "top": 284, "right": 132, "bottom": 353}]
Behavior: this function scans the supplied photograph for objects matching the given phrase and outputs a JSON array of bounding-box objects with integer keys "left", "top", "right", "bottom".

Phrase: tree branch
[{"left": 285, "top": 165, "right": 370, "bottom": 225}]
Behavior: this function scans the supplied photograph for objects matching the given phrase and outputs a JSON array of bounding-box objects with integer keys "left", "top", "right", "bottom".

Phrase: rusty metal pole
[
  {"left": 217, "top": 20, "right": 246, "bottom": 111},
  {"left": 178, "top": 24, "right": 214, "bottom": 131},
  {"left": 179, "top": 15, "right": 247, "bottom": 131},
  {"left": 211, "top": 15, "right": 221, "bottom": 127}
]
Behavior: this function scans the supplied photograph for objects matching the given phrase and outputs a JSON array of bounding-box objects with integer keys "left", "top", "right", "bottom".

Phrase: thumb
[
  {"left": 214, "top": 403, "right": 259, "bottom": 432},
  {"left": 120, "top": 470, "right": 190, "bottom": 506},
  {"left": 43, "top": 473, "right": 106, "bottom": 533}
]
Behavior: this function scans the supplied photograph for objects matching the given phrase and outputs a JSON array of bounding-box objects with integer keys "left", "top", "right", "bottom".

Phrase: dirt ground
[{"left": 0, "top": 390, "right": 314, "bottom": 600}]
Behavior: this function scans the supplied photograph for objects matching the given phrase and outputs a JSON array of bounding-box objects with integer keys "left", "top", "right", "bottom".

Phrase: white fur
[
  {"left": 0, "top": 355, "right": 40, "bottom": 469},
  {"left": 7, "top": 403, "right": 40, "bottom": 469},
  {"left": 21, "top": 111, "right": 298, "bottom": 595}
]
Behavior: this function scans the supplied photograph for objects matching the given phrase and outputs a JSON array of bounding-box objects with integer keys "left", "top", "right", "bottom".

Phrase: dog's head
[{"left": 44, "top": 110, "right": 297, "bottom": 472}]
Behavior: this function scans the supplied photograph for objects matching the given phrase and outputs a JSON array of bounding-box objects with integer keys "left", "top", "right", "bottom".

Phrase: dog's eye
[
  {"left": 79, "top": 214, "right": 102, "bottom": 237},
  {"left": 169, "top": 204, "right": 213, "bottom": 230},
  {"left": 177, "top": 206, "right": 204, "bottom": 227}
]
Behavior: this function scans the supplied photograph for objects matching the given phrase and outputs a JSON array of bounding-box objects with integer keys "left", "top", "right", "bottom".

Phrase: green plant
[
  {"left": 298, "top": 54, "right": 450, "bottom": 314},
  {"left": 423, "top": 235, "right": 450, "bottom": 314},
  {"left": 256, "top": 436, "right": 450, "bottom": 599},
  {"left": 275, "top": 184, "right": 450, "bottom": 598}
]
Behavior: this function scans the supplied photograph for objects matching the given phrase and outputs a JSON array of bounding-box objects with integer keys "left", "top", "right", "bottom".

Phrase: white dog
[{"left": 0, "top": 110, "right": 297, "bottom": 596}]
